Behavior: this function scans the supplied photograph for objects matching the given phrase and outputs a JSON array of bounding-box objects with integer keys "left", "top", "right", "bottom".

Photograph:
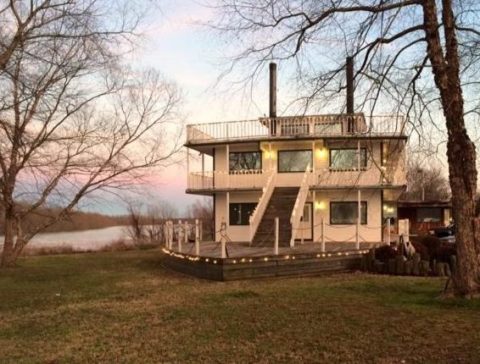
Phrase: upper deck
[{"left": 186, "top": 113, "right": 407, "bottom": 147}]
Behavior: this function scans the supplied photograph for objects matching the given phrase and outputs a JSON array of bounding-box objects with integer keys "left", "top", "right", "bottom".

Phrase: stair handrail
[
  {"left": 249, "top": 169, "right": 276, "bottom": 243},
  {"left": 290, "top": 163, "right": 312, "bottom": 247}
]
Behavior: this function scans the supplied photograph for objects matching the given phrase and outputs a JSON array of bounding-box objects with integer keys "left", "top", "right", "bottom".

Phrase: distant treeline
[{"left": 0, "top": 207, "right": 129, "bottom": 235}]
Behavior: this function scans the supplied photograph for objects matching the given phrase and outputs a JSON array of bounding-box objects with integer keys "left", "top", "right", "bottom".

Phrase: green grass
[{"left": 1, "top": 250, "right": 479, "bottom": 363}]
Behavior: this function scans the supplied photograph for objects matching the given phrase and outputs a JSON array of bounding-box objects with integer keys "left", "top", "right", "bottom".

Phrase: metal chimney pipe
[
  {"left": 269, "top": 62, "right": 277, "bottom": 118},
  {"left": 346, "top": 56, "right": 354, "bottom": 114}
]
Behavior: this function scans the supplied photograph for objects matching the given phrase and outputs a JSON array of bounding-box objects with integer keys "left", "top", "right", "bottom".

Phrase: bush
[
  {"left": 374, "top": 245, "right": 398, "bottom": 261},
  {"left": 435, "top": 243, "right": 456, "bottom": 264},
  {"left": 417, "top": 235, "right": 442, "bottom": 260},
  {"left": 411, "top": 241, "right": 429, "bottom": 260}
]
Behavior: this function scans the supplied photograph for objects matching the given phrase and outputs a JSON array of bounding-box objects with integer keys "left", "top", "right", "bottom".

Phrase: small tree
[
  {"left": 188, "top": 198, "right": 214, "bottom": 241},
  {"left": 403, "top": 160, "right": 450, "bottom": 201}
]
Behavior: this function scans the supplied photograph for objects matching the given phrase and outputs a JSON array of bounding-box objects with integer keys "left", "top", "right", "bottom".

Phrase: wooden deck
[{"left": 161, "top": 241, "right": 378, "bottom": 281}]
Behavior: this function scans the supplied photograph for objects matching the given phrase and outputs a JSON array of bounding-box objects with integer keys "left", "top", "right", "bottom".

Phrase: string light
[{"left": 161, "top": 247, "right": 368, "bottom": 265}]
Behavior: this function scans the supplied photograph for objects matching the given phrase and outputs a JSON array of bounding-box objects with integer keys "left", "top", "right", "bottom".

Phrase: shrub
[
  {"left": 411, "top": 241, "right": 429, "bottom": 261},
  {"left": 417, "top": 235, "right": 442, "bottom": 260},
  {"left": 435, "top": 243, "right": 456, "bottom": 264},
  {"left": 374, "top": 245, "right": 397, "bottom": 261}
]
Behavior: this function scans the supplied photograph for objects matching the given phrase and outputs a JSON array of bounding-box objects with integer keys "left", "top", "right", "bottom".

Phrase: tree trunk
[
  {"left": 1, "top": 215, "right": 17, "bottom": 267},
  {"left": 422, "top": 0, "right": 480, "bottom": 297}
]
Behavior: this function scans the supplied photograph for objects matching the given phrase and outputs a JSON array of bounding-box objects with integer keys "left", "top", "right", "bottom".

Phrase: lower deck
[{"left": 161, "top": 241, "right": 378, "bottom": 281}]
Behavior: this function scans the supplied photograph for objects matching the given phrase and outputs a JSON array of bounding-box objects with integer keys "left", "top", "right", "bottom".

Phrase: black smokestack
[
  {"left": 269, "top": 62, "right": 277, "bottom": 118},
  {"left": 346, "top": 56, "right": 354, "bottom": 114}
]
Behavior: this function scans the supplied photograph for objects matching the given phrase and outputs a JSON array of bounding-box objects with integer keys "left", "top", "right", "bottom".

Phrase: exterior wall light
[
  {"left": 315, "top": 147, "right": 327, "bottom": 160},
  {"left": 315, "top": 201, "right": 326, "bottom": 210}
]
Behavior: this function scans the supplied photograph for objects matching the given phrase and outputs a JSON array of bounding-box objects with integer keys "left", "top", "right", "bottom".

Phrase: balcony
[
  {"left": 187, "top": 166, "right": 406, "bottom": 193},
  {"left": 186, "top": 114, "right": 407, "bottom": 145}
]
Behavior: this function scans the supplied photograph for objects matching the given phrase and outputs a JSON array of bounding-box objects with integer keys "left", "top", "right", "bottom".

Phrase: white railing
[
  {"left": 249, "top": 171, "right": 276, "bottom": 243},
  {"left": 290, "top": 163, "right": 312, "bottom": 247},
  {"left": 187, "top": 169, "right": 269, "bottom": 190},
  {"left": 187, "top": 165, "right": 406, "bottom": 191},
  {"left": 186, "top": 114, "right": 406, "bottom": 144}
]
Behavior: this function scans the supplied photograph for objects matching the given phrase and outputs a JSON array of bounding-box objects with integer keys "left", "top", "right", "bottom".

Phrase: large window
[
  {"left": 330, "top": 201, "right": 367, "bottom": 225},
  {"left": 229, "top": 151, "right": 262, "bottom": 172},
  {"left": 329, "top": 148, "right": 367, "bottom": 170},
  {"left": 417, "top": 207, "right": 442, "bottom": 223},
  {"left": 278, "top": 150, "right": 312, "bottom": 173},
  {"left": 229, "top": 203, "right": 257, "bottom": 225}
]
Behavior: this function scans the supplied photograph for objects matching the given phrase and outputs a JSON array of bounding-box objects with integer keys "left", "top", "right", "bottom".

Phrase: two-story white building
[{"left": 185, "top": 62, "right": 407, "bottom": 248}]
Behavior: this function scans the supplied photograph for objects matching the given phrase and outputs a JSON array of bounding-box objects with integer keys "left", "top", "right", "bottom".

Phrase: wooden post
[
  {"left": 274, "top": 217, "right": 279, "bottom": 255},
  {"left": 321, "top": 217, "right": 325, "bottom": 252},
  {"left": 177, "top": 220, "right": 182, "bottom": 252},
  {"left": 195, "top": 219, "right": 200, "bottom": 255}
]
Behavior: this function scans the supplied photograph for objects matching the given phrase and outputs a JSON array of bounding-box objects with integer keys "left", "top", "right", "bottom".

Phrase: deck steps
[{"left": 251, "top": 187, "right": 299, "bottom": 247}]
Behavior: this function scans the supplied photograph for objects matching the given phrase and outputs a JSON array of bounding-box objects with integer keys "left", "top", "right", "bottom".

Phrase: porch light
[
  {"left": 315, "top": 147, "right": 327, "bottom": 160},
  {"left": 264, "top": 150, "right": 276, "bottom": 160},
  {"left": 315, "top": 201, "right": 326, "bottom": 210}
]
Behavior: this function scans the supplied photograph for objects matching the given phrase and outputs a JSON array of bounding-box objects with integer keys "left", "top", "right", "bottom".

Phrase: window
[
  {"left": 417, "top": 207, "right": 442, "bottom": 223},
  {"left": 302, "top": 204, "right": 311, "bottom": 223},
  {"left": 229, "top": 203, "right": 257, "bottom": 225},
  {"left": 278, "top": 150, "right": 312, "bottom": 172},
  {"left": 329, "top": 148, "right": 367, "bottom": 170},
  {"left": 330, "top": 201, "right": 367, "bottom": 225},
  {"left": 229, "top": 151, "right": 262, "bottom": 172}
]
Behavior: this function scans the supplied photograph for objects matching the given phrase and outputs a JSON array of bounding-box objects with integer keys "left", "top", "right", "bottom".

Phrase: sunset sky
[
  {"left": 85, "top": 0, "right": 457, "bottom": 216},
  {"left": 85, "top": 0, "right": 276, "bottom": 215}
]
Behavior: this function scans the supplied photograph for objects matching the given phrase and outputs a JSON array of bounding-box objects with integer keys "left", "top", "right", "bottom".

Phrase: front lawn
[{"left": 0, "top": 249, "right": 479, "bottom": 363}]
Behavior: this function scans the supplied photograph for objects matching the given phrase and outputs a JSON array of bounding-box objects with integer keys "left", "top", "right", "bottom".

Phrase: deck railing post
[
  {"left": 321, "top": 218, "right": 325, "bottom": 252},
  {"left": 274, "top": 217, "right": 279, "bottom": 255},
  {"left": 195, "top": 219, "right": 200, "bottom": 255},
  {"left": 184, "top": 221, "right": 189, "bottom": 246},
  {"left": 178, "top": 219, "right": 183, "bottom": 252}
]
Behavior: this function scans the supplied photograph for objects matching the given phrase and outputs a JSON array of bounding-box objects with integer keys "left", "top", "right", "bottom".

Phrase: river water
[{"left": 0, "top": 226, "right": 131, "bottom": 252}]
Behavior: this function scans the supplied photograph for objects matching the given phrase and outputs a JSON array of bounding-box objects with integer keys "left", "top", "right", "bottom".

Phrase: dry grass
[{"left": 0, "top": 249, "right": 479, "bottom": 363}]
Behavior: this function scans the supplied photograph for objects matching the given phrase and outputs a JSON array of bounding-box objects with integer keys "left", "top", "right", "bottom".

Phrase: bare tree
[
  {"left": 188, "top": 198, "right": 214, "bottom": 241},
  {"left": 0, "top": 1, "right": 183, "bottom": 267},
  {"left": 403, "top": 159, "right": 450, "bottom": 201},
  {"left": 212, "top": 0, "right": 480, "bottom": 296}
]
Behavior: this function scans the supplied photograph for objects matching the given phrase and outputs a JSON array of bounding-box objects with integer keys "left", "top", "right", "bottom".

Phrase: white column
[
  {"left": 356, "top": 190, "right": 361, "bottom": 250},
  {"left": 312, "top": 190, "right": 316, "bottom": 241},
  {"left": 201, "top": 152, "right": 205, "bottom": 188},
  {"left": 274, "top": 217, "right": 279, "bottom": 255},
  {"left": 321, "top": 218, "right": 325, "bottom": 252},
  {"left": 226, "top": 192, "right": 230, "bottom": 230},
  {"left": 177, "top": 219, "right": 182, "bottom": 252},
  {"left": 312, "top": 141, "right": 316, "bottom": 174},
  {"left": 226, "top": 144, "right": 230, "bottom": 188},
  {"left": 195, "top": 219, "right": 200, "bottom": 255}
]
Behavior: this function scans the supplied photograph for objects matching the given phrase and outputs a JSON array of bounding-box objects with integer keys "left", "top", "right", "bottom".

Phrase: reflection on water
[{"left": 0, "top": 226, "right": 131, "bottom": 251}]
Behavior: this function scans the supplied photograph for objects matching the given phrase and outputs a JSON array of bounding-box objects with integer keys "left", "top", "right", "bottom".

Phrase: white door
[{"left": 298, "top": 203, "right": 313, "bottom": 241}]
